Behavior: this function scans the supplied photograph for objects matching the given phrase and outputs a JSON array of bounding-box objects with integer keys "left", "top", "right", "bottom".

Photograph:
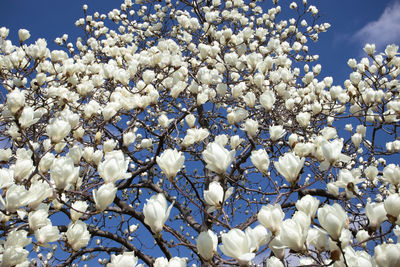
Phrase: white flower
[
  {"left": 196, "top": 230, "right": 218, "bottom": 261},
  {"left": 185, "top": 114, "right": 196, "bottom": 128},
  {"left": 143, "top": 193, "right": 173, "bottom": 233},
  {"left": 29, "top": 207, "right": 50, "bottom": 231},
  {"left": 306, "top": 227, "right": 328, "bottom": 251},
  {"left": 385, "top": 44, "right": 399, "bottom": 58},
  {"left": 7, "top": 89, "right": 25, "bottom": 114},
  {"left": 374, "top": 243, "right": 400, "bottom": 267},
  {"left": 269, "top": 125, "right": 286, "bottom": 141},
  {"left": 296, "top": 195, "right": 319, "bottom": 219},
  {"left": 250, "top": 149, "right": 270, "bottom": 174},
  {"left": 14, "top": 148, "right": 34, "bottom": 181},
  {"left": 266, "top": 257, "right": 284, "bottom": 267},
  {"left": 182, "top": 128, "right": 209, "bottom": 147},
  {"left": 366, "top": 202, "right": 387, "bottom": 231},
  {"left": 204, "top": 181, "right": 233, "bottom": 212},
  {"left": 18, "top": 29, "right": 31, "bottom": 42},
  {"left": 107, "top": 252, "right": 139, "bottom": 267},
  {"left": 158, "top": 114, "right": 173, "bottom": 128},
  {"left": 123, "top": 132, "right": 136, "bottom": 147},
  {"left": 242, "top": 118, "right": 258, "bottom": 137},
  {"left": 98, "top": 150, "right": 131, "bottom": 183},
  {"left": 245, "top": 225, "right": 270, "bottom": 252},
  {"left": 66, "top": 220, "right": 91, "bottom": 251},
  {"left": 219, "top": 228, "right": 255, "bottom": 264},
  {"left": 317, "top": 203, "right": 348, "bottom": 240},
  {"left": 46, "top": 119, "right": 71, "bottom": 143},
  {"left": 383, "top": 164, "right": 400, "bottom": 186},
  {"left": 0, "top": 148, "right": 11, "bottom": 162},
  {"left": 35, "top": 224, "right": 60, "bottom": 244},
  {"left": 296, "top": 112, "right": 311, "bottom": 128},
  {"left": 202, "top": 142, "right": 235, "bottom": 174},
  {"left": 274, "top": 152, "right": 305, "bottom": 184},
  {"left": 19, "top": 107, "right": 39, "bottom": 128},
  {"left": 257, "top": 204, "right": 284, "bottom": 235},
  {"left": 50, "top": 157, "right": 79, "bottom": 190},
  {"left": 71, "top": 201, "right": 88, "bottom": 222},
  {"left": 279, "top": 219, "right": 307, "bottom": 251},
  {"left": 2, "top": 247, "right": 29, "bottom": 266},
  {"left": 260, "top": 90, "right": 276, "bottom": 110},
  {"left": 156, "top": 149, "right": 185, "bottom": 179},
  {"left": 27, "top": 180, "right": 52, "bottom": 209},
  {"left": 154, "top": 257, "right": 187, "bottom": 267},
  {"left": 93, "top": 183, "right": 117, "bottom": 211}
]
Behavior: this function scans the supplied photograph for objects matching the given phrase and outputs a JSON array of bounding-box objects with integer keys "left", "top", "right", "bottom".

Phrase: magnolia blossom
[
  {"left": 374, "top": 243, "right": 400, "bottom": 267},
  {"left": 98, "top": 150, "right": 131, "bottom": 183},
  {"left": 269, "top": 125, "right": 286, "bottom": 141},
  {"left": 296, "top": 112, "right": 311, "bottom": 128},
  {"left": 71, "top": 201, "right": 88, "bottom": 222},
  {"left": 383, "top": 164, "right": 400, "bottom": 186},
  {"left": 34, "top": 224, "right": 60, "bottom": 245},
  {"left": 366, "top": 202, "right": 387, "bottom": 231},
  {"left": 258, "top": 204, "right": 284, "bottom": 235},
  {"left": 6, "top": 89, "right": 25, "bottom": 114},
  {"left": 143, "top": 193, "right": 173, "bottom": 233},
  {"left": 204, "top": 181, "right": 233, "bottom": 212},
  {"left": 156, "top": 149, "right": 185, "bottom": 179},
  {"left": 245, "top": 225, "right": 270, "bottom": 252},
  {"left": 219, "top": 228, "right": 255, "bottom": 264},
  {"left": 93, "top": 183, "right": 117, "bottom": 211},
  {"left": 196, "top": 230, "right": 218, "bottom": 261},
  {"left": 306, "top": 227, "right": 328, "bottom": 251},
  {"left": 50, "top": 156, "right": 79, "bottom": 190},
  {"left": 318, "top": 203, "right": 348, "bottom": 240},
  {"left": 274, "top": 152, "right": 305, "bottom": 184},
  {"left": 279, "top": 218, "right": 307, "bottom": 252},
  {"left": 296, "top": 195, "right": 320, "bottom": 219},
  {"left": 46, "top": 118, "right": 71, "bottom": 143},
  {"left": 250, "top": 149, "right": 270, "bottom": 174},
  {"left": 66, "top": 220, "right": 91, "bottom": 251},
  {"left": 242, "top": 118, "right": 259, "bottom": 137},
  {"left": 202, "top": 142, "right": 235, "bottom": 174},
  {"left": 107, "top": 252, "right": 139, "bottom": 267},
  {"left": 319, "top": 139, "right": 350, "bottom": 171},
  {"left": 154, "top": 257, "right": 187, "bottom": 267}
]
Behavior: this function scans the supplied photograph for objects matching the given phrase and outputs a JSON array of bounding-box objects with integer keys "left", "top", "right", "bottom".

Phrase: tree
[{"left": 0, "top": 0, "right": 399, "bottom": 266}]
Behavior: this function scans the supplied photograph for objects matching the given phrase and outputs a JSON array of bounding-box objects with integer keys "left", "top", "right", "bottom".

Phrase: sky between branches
[{"left": 1, "top": 0, "right": 399, "bottom": 84}]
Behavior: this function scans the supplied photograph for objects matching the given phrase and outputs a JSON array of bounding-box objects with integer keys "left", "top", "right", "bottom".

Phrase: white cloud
[{"left": 354, "top": 1, "right": 400, "bottom": 50}]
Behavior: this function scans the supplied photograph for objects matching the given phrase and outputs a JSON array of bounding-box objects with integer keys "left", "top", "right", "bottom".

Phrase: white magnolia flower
[
  {"left": 93, "top": 183, "right": 117, "bottom": 211},
  {"left": 279, "top": 218, "right": 307, "bottom": 252},
  {"left": 156, "top": 149, "right": 185, "bottom": 179},
  {"left": 383, "top": 164, "right": 400, "bottom": 186},
  {"left": 46, "top": 118, "right": 71, "bottom": 143},
  {"left": 107, "top": 252, "right": 139, "bottom": 267},
  {"left": 258, "top": 204, "right": 284, "bottom": 235},
  {"left": 50, "top": 157, "right": 79, "bottom": 190},
  {"left": 18, "top": 29, "right": 30, "bottom": 42},
  {"left": 204, "top": 181, "right": 233, "bottom": 212},
  {"left": 366, "top": 202, "right": 387, "bottom": 231},
  {"left": 296, "top": 195, "right": 320, "bottom": 219},
  {"left": 318, "top": 203, "right": 348, "bottom": 240},
  {"left": 7, "top": 89, "right": 25, "bottom": 114},
  {"left": 19, "top": 107, "right": 39, "bottom": 128},
  {"left": 219, "top": 228, "right": 255, "bottom": 264},
  {"left": 71, "top": 201, "right": 88, "bottom": 222},
  {"left": 250, "top": 149, "right": 270, "bottom": 174},
  {"left": 306, "top": 227, "right": 328, "bottom": 251},
  {"left": 242, "top": 118, "right": 258, "bottom": 137},
  {"left": 143, "top": 193, "right": 173, "bottom": 233},
  {"left": 274, "top": 152, "right": 305, "bottom": 184},
  {"left": 196, "top": 230, "right": 218, "bottom": 261},
  {"left": 269, "top": 125, "right": 286, "bottom": 141},
  {"left": 29, "top": 207, "right": 50, "bottom": 231},
  {"left": 374, "top": 243, "right": 400, "bottom": 267},
  {"left": 319, "top": 139, "right": 351, "bottom": 171},
  {"left": 266, "top": 257, "right": 284, "bottom": 267},
  {"left": 202, "top": 142, "right": 235, "bottom": 174},
  {"left": 296, "top": 112, "right": 311, "bottom": 128},
  {"left": 154, "top": 257, "right": 187, "bottom": 267},
  {"left": 35, "top": 224, "right": 60, "bottom": 245},
  {"left": 98, "top": 150, "right": 131, "bottom": 183},
  {"left": 66, "top": 220, "right": 91, "bottom": 251},
  {"left": 245, "top": 225, "right": 269, "bottom": 252}
]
